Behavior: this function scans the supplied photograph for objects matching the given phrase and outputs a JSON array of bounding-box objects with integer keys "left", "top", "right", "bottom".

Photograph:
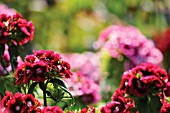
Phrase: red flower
[
  {"left": 41, "top": 106, "right": 63, "bottom": 113},
  {"left": 153, "top": 28, "right": 170, "bottom": 53},
  {"left": 164, "top": 82, "right": 170, "bottom": 97},
  {"left": 24, "top": 55, "right": 38, "bottom": 63},
  {"left": 0, "top": 13, "right": 34, "bottom": 45},
  {"left": 160, "top": 101, "right": 170, "bottom": 113},
  {"left": 7, "top": 92, "right": 25, "bottom": 113},
  {"left": 23, "top": 94, "right": 41, "bottom": 107},
  {"left": 1, "top": 91, "right": 13, "bottom": 107},
  {"left": 34, "top": 50, "right": 55, "bottom": 62},
  {"left": 1, "top": 91, "right": 41, "bottom": 113},
  {"left": 31, "top": 61, "right": 48, "bottom": 82},
  {"left": 119, "top": 62, "right": 168, "bottom": 97},
  {"left": 15, "top": 62, "right": 33, "bottom": 84}
]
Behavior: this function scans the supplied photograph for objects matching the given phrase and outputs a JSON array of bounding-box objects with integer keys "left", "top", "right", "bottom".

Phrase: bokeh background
[{"left": 1, "top": 0, "right": 169, "bottom": 52}]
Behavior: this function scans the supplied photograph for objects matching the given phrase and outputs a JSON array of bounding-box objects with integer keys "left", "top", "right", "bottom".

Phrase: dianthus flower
[
  {"left": 0, "top": 4, "right": 16, "bottom": 16},
  {"left": 61, "top": 52, "right": 101, "bottom": 82},
  {"left": 41, "top": 106, "right": 63, "bottom": 113},
  {"left": 119, "top": 62, "right": 168, "bottom": 97},
  {"left": 96, "top": 25, "right": 163, "bottom": 68},
  {"left": 153, "top": 28, "right": 170, "bottom": 53},
  {"left": 102, "top": 89, "right": 136, "bottom": 113},
  {"left": 1, "top": 91, "right": 41, "bottom": 113},
  {"left": 15, "top": 50, "right": 72, "bottom": 84},
  {"left": 0, "top": 13, "right": 34, "bottom": 45},
  {"left": 65, "top": 72, "right": 101, "bottom": 104},
  {"left": 160, "top": 101, "right": 170, "bottom": 113}
]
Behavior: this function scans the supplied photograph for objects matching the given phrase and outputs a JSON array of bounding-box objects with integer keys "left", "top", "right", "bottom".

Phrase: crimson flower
[
  {"left": 119, "top": 62, "right": 168, "bottom": 97},
  {"left": 41, "top": 106, "right": 63, "bottom": 113}
]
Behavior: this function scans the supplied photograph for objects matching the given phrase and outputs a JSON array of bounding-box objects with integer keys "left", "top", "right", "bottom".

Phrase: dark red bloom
[
  {"left": 23, "top": 94, "right": 41, "bottom": 107},
  {"left": 0, "top": 13, "right": 34, "bottom": 45},
  {"left": 15, "top": 50, "right": 72, "bottom": 84},
  {"left": 24, "top": 55, "right": 37, "bottom": 63},
  {"left": 33, "top": 50, "right": 55, "bottom": 62},
  {"left": 160, "top": 101, "right": 170, "bottom": 113},
  {"left": 41, "top": 106, "right": 63, "bottom": 113},
  {"left": 153, "top": 28, "right": 170, "bottom": 53},
  {"left": 119, "top": 62, "right": 168, "bottom": 97},
  {"left": 101, "top": 89, "right": 135, "bottom": 113},
  {"left": 1, "top": 91, "right": 41, "bottom": 113},
  {"left": 31, "top": 61, "right": 48, "bottom": 82},
  {"left": 7, "top": 92, "right": 25, "bottom": 113},
  {"left": 164, "top": 82, "right": 170, "bottom": 97},
  {"left": 1, "top": 91, "right": 13, "bottom": 107},
  {"left": 15, "top": 62, "right": 33, "bottom": 84}
]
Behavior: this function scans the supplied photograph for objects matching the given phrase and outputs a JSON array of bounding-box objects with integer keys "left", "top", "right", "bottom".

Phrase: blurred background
[
  {"left": 1, "top": 0, "right": 169, "bottom": 52},
  {"left": 1, "top": 0, "right": 170, "bottom": 110}
]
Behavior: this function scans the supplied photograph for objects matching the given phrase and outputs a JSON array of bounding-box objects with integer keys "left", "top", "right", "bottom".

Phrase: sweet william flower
[
  {"left": 160, "top": 101, "right": 170, "bottom": 113},
  {"left": 119, "top": 62, "right": 168, "bottom": 97},
  {"left": 96, "top": 25, "right": 163, "bottom": 69},
  {"left": 1, "top": 91, "right": 41, "bottom": 113},
  {"left": 41, "top": 106, "right": 63, "bottom": 113},
  {"left": 15, "top": 50, "right": 72, "bottom": 84},
  {"left": 0, "top": 13, "right": 34, "bottom": 45},
  {"left": 1, "top": 91, "right": 13, "bottom": 108}
]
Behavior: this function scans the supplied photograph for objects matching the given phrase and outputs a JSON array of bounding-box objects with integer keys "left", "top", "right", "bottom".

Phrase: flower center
[{"left": 15, "top": 105, "right": 20, "bottom": 111}]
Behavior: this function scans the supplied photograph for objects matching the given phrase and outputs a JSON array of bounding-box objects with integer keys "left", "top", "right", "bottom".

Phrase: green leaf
[
  {"left": 0, "top": 75, "right": 18, "bottom": 96},
  {"left": 50, "top": 78, "right": 67, "bottom": 89},
  {"left": 57, "top": 84, "right": 75, "bottom": 105},
  {"left": 47, "top": 78, "right": 75, "bottom": 105}
]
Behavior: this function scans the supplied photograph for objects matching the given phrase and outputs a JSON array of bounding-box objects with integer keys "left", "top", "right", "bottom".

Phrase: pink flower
[
  {"left": 0, "top": 4, "right": 16, "bottom": 16},
  {"left": 96, "top": 25, "right": 163, "bottom": 68}
]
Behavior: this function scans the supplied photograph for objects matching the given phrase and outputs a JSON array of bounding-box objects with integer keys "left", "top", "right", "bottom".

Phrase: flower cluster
[
  {"left": 1, "top": 91, "right": 41, "bottom": 113},
  {"left": 62, "top": 52, "right": 101, "bottom": 82},
  {"left": 62, "top": 52, "right": 101, "bottom": 104},
  {"left": 0, "top": 4, "right": 16, "bottom": 16},
  {"left": 119, "top": 62, "right": 168, "bottom": 97},
  {"left": 0, "top": 13, "right": 34, "bottom": 45},
  {"left": 1, "top": 91, "right": 65, "bottom": 113},
  {"left": 15, "top": 50, "right": 72, "bottom": 84},
  {"left": 95, "top": 25, "right": 163, "bottom": 68},
  {"left": 66, "top": 72, "right": 101, "bottom": 104},
  {"left": 68, "top": 106, "right": 96, "bottom": 113},
  {"left": 100, "top": 89, "right": 136, "bottom": 113},
  {"left": 41, "top": 106, "right": 63, "bottom": 113},
  {"left": 153, "top": 28, "right": 170, "bottom": 53},
  {"left": 160, "top": 101, "right": 170, "bottom": 113}
]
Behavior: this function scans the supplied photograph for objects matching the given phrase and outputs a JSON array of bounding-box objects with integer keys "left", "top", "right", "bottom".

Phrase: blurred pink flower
[
  {"left": 96, "top": 25, "right": 163, "bottom": 68},
  {"left": 65, "top": 72, "right": 101, "bottom": 104},
  {"left": 0, "top": 4, "right": 16, "bottom": 16},
  {"left": 62, "top": 52, "right": 101, "bottom": 82},
  {"left": 61, "top": 52, "right": 102, "bottom": 104}
]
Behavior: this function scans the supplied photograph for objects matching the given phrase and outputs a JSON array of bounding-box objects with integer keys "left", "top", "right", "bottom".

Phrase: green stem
[
  {"left": 136, "top": 95, "right": 161, "bottom": 113},
  {"left": 43, "top": 88, "right": 47, "bottom": 106},
  {"left": 8, "top": 46, "right": 15, "bottom": 72},
  {"left": 39, "top": 82, "right": 47, "bottom": 106}
]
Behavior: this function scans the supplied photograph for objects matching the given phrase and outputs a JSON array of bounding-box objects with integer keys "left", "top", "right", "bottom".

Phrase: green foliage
[{"left": 0, "top": 75, "right": 18, "bottom": 96}]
